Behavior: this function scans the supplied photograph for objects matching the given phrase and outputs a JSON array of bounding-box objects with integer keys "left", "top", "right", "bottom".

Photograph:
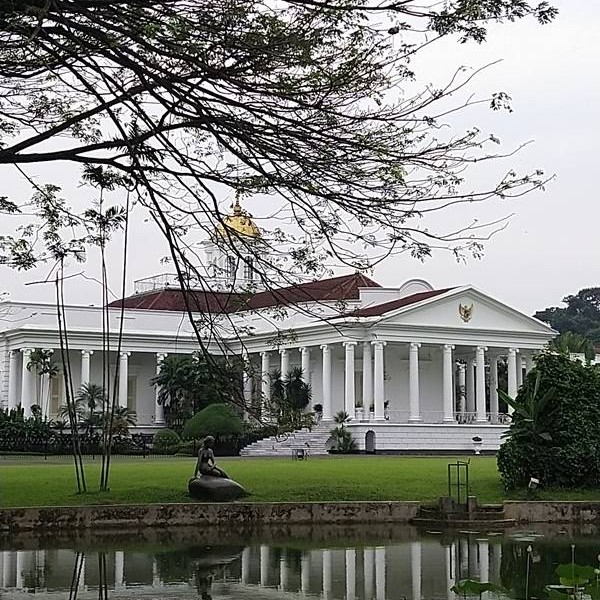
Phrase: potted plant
[
  {"left": 355, "top": 400, "right": 364, "bottom": 421},
  {"left": 313, "top": 404, "right": 323, "bottom": 422},
  {"left": 472, "top": 436, "right": 483, "bottom": 455}
]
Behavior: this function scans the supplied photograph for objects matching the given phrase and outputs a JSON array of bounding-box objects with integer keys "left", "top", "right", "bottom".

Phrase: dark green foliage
[
  {"left": 152, "top": 428, "right": 181, "bottom": 454},
  {"left": 550, "top": 331, "right": 596, "bottom": 362},
  {"left": 451, "top": 580, "right": 502, "bottom": 597},
  {"left": 535, "top": 288, "right": 600, "bottom": 346},
  {"left": 181, "top": 404, "right": 243, "bottom": 440},
  {"left": 497, "top": 353, "right": 600, "bottom": 490},
  {"left": 330, "top": 411, "right": 357, "bottom": 453},
  {"left": 268, "top": 367, "right": 313, "bottom": 432},
  {"left": 151, "top": 354, "right": 243, "bottom": 433}
]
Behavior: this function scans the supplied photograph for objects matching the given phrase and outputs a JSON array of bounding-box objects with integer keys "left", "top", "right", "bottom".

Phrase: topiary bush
[
  {"left": 497, "top": 352, "right": 600, "bottom": 490},
  {"left": 152, "top": 428, "right": 181, "bottom": 454},
  {"left": 181, "top": 403, "right": 243, "bottom": 440}
]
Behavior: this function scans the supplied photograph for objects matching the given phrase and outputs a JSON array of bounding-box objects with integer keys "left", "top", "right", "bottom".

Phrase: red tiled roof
[
  {"left": 348, "top": 288, "right": 454, "bottom": 317},
  {"left": 109, "top": 272, "right": 381, "bottom": 314}
]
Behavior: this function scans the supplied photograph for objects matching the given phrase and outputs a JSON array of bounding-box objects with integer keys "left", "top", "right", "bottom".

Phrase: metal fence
[{"left": 0, "top": 433, "right": 260, "bottom": 459}]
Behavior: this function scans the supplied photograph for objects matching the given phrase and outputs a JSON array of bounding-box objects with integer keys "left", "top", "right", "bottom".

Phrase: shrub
[
  {"left": 181, "top": 403, "right": 243, "bottom": 440},
  {"left": 497, "top": 352, "right": 600, "bottom": 490},
  {"left": 153, "top": 428, "right": 181, "bottom": 454}
]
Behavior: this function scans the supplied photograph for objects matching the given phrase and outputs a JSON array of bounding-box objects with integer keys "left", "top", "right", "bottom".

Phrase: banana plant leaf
[{"left": 451, "top": 579, "right": 502, "bottom": 596}]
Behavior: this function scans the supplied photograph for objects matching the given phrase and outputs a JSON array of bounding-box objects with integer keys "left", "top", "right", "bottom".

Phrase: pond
[{"left": 2, "top": 523, "right": 600, "bottom": 599}]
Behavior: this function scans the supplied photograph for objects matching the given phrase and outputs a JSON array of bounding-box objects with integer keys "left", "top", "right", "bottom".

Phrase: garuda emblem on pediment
[{"left": 459, "top": 303, "right": 474, "bottom": 323}]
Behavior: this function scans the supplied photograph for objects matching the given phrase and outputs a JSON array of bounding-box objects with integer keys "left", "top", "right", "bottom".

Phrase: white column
[
  {"left": 80, "top": 350, "right": 93, "bottom": 387},
  {"left": 525, "top": 354, "right": 534, "bottom": 374},
  {"left": 301, "top": 552, "right": 310, "bottom": 595},
  {"left": 279, "top": 553, "right": 289, "bottom": 591},
  {"left": 41, "top": 371, "right": 51, "bottom": 418},
  {"left": 489, "top": 356, "right": 499, "bottom": 423},
  {"left": 411, "top": 541, "right": 421, "bottom": 600},
  {"left": 446, "top": 544, "right": 456, "bottom": 600},
  {"left": 260, "top": 351, "right": 271, "bottom": 415},
  {"left": 364, "top": 548, "right": 375, "bottom": 600},
  {"left": 507, "top": 348, "right": 518, "bottom": 412},
  {"left": 260, "top": 545, "right": 269, "bottom": 587},
  {"left": 362, "top": 342, "right": 373, "bottom": 415},
  {"left": 20, "top": 348, "right": 34, "bottom": 416},
  {"left": 280, "top": 348, "right": 289, "bottom": 377},
  {"left": 346, "top": 549, "right": 356, "bottom": 600},
  {"left": 372, "top": 341, "right": 386, "bottom": 420},
  {"left": 152, "top": 558, "right": 161, "bottom": 587},
  {"left": 466, "top": 359, "right": 476, "bottom": 414},
  {"left": 321, "top": 345, "right": 332, "bottom": 420},
  {"left": 457, "top": 363, "right": 466, "bottom": 417},
  {"left": 375, "top": 547, "right": 386, "bottom": 600},
  {"left": 478, "top": 540, "right": 489, "bottom": 584},
  {"left": 322, "top": 549, "right": 332, "bottom": 600},
  {"left": 3, "top": 551, "right": 15, "bottom": 589},
  {"left": 459, "top": 539, "right": 469, "bottom": 579},
  {"left": 300, "top": 346, "right": 311, "bottom": 384},
  {"left": 154, "top": 353, "right": 167, "bottom": 424},
  {"left": 476, "top": 346, "right": 487, "bottom": 423},
  {"left": 491, "top": 543, "right": 502, "bottom": 583},
  {"left": 241, "top": 547, "right": 251, "bottom": 584},
  {"left": 443, "top": 345, "right": 455, "bottom": 422},
  {"left": 16, "top": 551, "right": 25, "bottom": 589},
  {"left": 242, "top": 352, "right": 253, "bottom": 412},
  {"left": 117, "top": 352, "right": 130, "bottom": 409},
  {"left": 344, "top": 342, "right": 357, "bottom": 418},
  {"left": 7, "top": 350, "right": 18, "bottom": 410},
  {"left": 115, "top": 550, "right": 124, "bottom": 588},
  {"left": 409, "top": 342, "right": 421, "bottom": 422}
]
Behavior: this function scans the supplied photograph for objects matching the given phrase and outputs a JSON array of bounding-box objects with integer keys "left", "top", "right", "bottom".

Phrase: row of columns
[
  {"left": 0, "top": 539, "right": 502, "bottom": 594},
  {"left": 258, "top": 341, "right": 530, "bottom": 423},
  {"left": 4, "top": 348, "right": 167, "bottom": 423}
]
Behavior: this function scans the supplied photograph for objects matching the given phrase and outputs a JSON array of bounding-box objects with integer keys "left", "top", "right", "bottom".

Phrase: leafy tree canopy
[
  {"left": 181, "top": 403, "right": 244, "bottom": 440},
  {"left": 535, "top": 288, "right": 600, "bottom": 345},
  {"left": 0, "top": 0, "right": 556, "bottom": 286},
  {"left": 497, "top": 353, "right": 600, "bottom": 490}
]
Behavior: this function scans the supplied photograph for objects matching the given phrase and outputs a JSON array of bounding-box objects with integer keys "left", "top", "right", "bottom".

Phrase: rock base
[{"left": 188, "top": 476, "right": 248, "bottom": 502}]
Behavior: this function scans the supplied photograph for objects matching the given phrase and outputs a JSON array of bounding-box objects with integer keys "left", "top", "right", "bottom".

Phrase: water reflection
[{"left": 1, "top": 525, "right": 599, "bottom": 599}]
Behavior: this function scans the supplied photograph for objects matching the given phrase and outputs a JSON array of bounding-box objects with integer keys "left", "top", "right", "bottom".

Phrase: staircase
[
  {"left": 411, "top": 497, "right": 515, "bottom": 528},
  {"left": 240, "top": 423, "right": 333, "bottom": 457}
]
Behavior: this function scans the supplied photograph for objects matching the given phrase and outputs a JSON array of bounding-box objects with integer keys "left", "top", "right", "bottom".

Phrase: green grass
[
  {"left": 0, "top": 455, "right": 598, "bottom": 508},
  {"left": 0, "top": 455, "right": 498, "bottom": 507}
]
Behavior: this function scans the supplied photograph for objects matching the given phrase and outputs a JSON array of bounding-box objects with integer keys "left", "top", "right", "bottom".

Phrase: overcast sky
[{"left": 1, "top": 0, "right": 597, "bottom": 316}]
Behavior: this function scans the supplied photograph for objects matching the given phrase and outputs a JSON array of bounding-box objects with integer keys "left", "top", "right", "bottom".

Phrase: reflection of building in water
[{"left": 0, "top": 538, "right": 503, "bottom": 599}]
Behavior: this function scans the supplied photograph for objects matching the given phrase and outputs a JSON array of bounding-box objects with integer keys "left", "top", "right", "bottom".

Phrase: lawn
[
  {"left": 1, "top": 455, "right": 504, "bottom": 507},
  {"left": 0, "top": 455, "right": 597, "bottom": 508}
]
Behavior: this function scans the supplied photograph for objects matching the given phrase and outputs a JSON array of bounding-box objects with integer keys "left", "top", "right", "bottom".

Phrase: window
[
  {"left": 50, "top": 375, "right": 63, "bottom": 417},
  {"left": 227, "top": 256, "right": 237, "bottom": 278},
  {"left": 244, "top": 258, "right": 255, "bottom": 282},
  {"left": 127, "top": 376, "right": 137, "bottom": 414}
]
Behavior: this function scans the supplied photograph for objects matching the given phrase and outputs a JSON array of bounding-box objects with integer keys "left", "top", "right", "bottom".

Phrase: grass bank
[
  {"left": 2, "top": 455, "right": 502, "bottom": 507},
  {"left": 2, "top": 455, "right": 597, "bottom": 508}
]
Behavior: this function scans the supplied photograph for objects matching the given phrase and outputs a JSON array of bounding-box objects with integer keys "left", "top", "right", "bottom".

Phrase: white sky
[{"left": 1, "top": 0, "right": 597, "bottom": 316}]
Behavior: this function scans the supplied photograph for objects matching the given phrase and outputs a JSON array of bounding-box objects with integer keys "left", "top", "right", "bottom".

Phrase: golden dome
[{"left": 216, "top": 199, "right": 261, "bottom": 238}]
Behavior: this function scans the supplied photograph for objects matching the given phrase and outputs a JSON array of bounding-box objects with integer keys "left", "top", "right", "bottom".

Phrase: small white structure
[{"left": 0, "top": 204, "right": 557, "bottom": 452}]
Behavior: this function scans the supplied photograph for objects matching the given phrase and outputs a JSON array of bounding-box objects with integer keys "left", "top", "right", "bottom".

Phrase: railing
[{"left": 353, "top": 409, "right": 511, "bottom": 425}]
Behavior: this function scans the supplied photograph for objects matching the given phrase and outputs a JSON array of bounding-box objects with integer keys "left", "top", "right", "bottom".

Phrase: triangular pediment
[{"left": 376, "top": 287, "right": 556, "bottom": 335}]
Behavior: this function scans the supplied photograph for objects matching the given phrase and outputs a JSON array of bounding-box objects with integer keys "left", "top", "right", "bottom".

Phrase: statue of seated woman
[{"left": 194, "top": 436, "right": 229, "bottom": 479}]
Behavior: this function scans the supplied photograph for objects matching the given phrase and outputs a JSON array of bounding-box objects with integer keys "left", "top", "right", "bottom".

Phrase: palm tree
[
  {"left": 111, "top": 406, "right": 137, "bottom": 437},
  {"left": 549, "top": 331, "right": 595, "bottom": 362},
  {"left": 26, "top": 349, "right": 58, "bottom": 417},
  {"left": 269, "top": 367, "right": 312, "bottom": 429}
]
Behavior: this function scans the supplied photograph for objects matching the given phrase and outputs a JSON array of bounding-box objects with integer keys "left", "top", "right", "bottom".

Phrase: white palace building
[{"left": 0, "top": 202, "right": 557, "bottom": 453}]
